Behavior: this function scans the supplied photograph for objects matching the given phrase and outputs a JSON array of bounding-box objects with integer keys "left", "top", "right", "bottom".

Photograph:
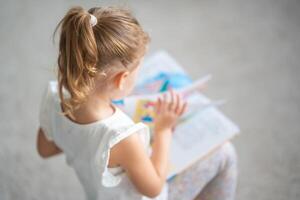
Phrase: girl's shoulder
[{"left": 39, "top": 80, "right": 150, "bottom": 148}]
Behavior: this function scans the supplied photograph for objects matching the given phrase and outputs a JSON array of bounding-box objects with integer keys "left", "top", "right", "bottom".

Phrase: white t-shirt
[{"left": 38, "top": 81, "right": 168, "bottom": 200}]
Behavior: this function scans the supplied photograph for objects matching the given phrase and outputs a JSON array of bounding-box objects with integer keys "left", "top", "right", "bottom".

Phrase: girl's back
[
  {"left": 39, "top": 81, "right": 167, "bottom": 200},
  {"left": 37, "top": 5, "right": 185, "bottom": 200}
]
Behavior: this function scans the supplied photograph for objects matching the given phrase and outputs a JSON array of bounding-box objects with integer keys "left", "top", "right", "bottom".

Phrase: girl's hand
[{"left": 153, "top": 89, "right": 187, "bottom": 134}]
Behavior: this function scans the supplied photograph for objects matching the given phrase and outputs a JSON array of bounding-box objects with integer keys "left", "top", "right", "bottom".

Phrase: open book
[{"left": 113, "top": 50, "right": 240, "bottom": 181}]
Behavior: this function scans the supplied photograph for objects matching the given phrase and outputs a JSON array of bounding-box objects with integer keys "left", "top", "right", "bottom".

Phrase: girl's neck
[{"left": 70, "top": 93, "right": 115, "bottom": 125}]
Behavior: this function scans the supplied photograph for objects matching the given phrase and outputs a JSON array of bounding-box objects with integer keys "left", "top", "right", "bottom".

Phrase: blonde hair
[{"left": 53, "top": 6, "right": 150, "bottom": 120}]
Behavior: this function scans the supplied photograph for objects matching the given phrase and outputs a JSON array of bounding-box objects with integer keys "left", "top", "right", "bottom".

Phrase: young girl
[{"left": 36, "top": 6, "right": 238, "bottom": 200}]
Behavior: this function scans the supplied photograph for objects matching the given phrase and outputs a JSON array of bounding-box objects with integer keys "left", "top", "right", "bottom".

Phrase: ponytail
[{"left": 53, "top": 6, "right": 98, "bottom": 119}]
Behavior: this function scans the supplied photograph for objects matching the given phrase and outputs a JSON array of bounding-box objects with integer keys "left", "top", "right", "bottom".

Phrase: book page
[
  {"left": 168, "top": 93, "right": 239, "bottom": 179},
  {"left": 115, "top": 50, "right": 240, "bottom": 180}
]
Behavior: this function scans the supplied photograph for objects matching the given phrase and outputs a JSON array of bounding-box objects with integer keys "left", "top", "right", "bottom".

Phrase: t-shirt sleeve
[
  {"left": 95, "top": 122, "right": 150, "bottom": 188},
  {"left": 109, "top": 122, "right": 150, "bottom": 148},
  {"left": 38, "top": 84, "right": 54, "bottom": 141}
]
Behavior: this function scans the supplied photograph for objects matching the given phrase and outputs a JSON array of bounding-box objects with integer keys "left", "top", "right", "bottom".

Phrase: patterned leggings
[{"left": 167, "top": 142, "right": 238, "bottom": 200}]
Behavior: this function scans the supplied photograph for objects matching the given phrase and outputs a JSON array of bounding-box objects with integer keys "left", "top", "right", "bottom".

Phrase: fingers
[
  {"left": 161, "top": 92, "right": 168, "bottom": 111},
  {"left": 174, "top": 92, "right": 181, "bottom": 112},
  {"left": 156, "top": 89, "right": 187, "bottom": 116},
  {"left": 174, "top": 93, "right": 182, "bottom": 114},
  {"left": 165, "top": 89, "right": 187, "bottom": 114},
  {"left": 174, "top": 92, "right": 187, "bottom": 115},
  {"left": 178, "top": 101, "right": 187, "bottom": 116},
  {"left": 154, "top": 97, "right": 162, "bottom": 114},
  {"left": 168, "top": 89, "right": 178, "bottom": 111}
]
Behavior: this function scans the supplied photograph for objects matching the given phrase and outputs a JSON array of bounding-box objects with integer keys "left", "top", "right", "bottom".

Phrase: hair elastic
[{"left": 90, "top": 14, "right": 97, "bottom": 27}]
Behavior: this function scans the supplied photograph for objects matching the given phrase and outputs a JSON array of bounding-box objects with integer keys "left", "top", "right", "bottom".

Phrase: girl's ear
[{"left": 114, "top": 71, "right": 129, "bottom": 90}]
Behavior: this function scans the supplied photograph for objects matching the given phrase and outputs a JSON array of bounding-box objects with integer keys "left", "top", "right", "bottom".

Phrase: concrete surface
[{"left": 0, "top": 0, "right": 299, "bottom": 199}]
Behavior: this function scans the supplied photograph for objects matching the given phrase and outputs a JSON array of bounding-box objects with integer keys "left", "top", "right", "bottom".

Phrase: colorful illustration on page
[{"left": 133, "top": 99, "right": 156, "bottom": 130}]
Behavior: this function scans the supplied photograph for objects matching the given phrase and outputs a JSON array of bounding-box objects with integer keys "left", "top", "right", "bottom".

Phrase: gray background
[{"left": 0, "top": 0, "right": 299, "bottom": 199}]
